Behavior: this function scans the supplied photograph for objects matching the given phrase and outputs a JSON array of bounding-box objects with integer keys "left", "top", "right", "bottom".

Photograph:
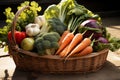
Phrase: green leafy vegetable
[
  {"left": 66, "top": 1, "right": 101, "bottom": 32},
  {"left": 44, "top": 0, "right": 75, "bottom": 23},
  {"left": 44, "top": 0, "right": 101, "bottom": 35},
  {"left": 44, "top": 4, "right": 59, "bottom": 20},
  {"left": 57, "top": 0, "right": 75, "bottom": 23}
]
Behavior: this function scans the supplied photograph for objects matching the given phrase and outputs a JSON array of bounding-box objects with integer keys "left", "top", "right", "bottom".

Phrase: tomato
[{"left": 8, "top": 31, "right": 26, "bottom": 44}]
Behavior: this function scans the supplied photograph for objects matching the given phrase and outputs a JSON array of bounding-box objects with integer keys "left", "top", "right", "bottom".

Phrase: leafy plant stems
[
  {"left": 58, "top": 2, "right": 68, "bottom": 23},
  {"left": 68, "top": 15, "right": 84, "bottom": 34}
]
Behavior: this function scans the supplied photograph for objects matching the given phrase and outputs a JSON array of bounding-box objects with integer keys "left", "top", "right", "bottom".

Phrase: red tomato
[{"left": 8, "top": 31, "right": 26, "bottom": 44}]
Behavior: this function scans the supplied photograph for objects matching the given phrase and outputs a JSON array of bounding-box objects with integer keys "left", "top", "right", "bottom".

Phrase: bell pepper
[{"left": 8, "top": 31, "right": 26, "bottom": 44}]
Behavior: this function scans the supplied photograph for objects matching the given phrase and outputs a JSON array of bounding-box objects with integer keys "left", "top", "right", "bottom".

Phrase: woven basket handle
[
  {"left": 9, "top": 6, "right": 39, "bottom": 57},
  {"left": 11, "top": 6, "right": 30, "bottom": 45}
]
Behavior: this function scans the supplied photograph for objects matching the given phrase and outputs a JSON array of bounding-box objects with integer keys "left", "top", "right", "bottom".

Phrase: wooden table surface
[{"left": 107, "top": 26, "right": 120, "bottom": 38}]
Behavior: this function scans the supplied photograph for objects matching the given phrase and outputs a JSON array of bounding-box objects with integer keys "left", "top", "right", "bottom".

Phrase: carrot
[
  {"left": 77, "top": 46, "right": 93, "bottom": 56},
  {"left": 64, "top": 33, "right": 83, "bottom": 57},
  {"left": 55, "top": 32, "right": 74, "bottom": 55},
  {"left": 58, "top": 30, "right": 70, "bottom": 46},
  {"left": 56, "top": 21, "right": 85, "bottom": 55},
  {"left": 59, "top": 44, "right": 70, "bottom": 57},
  {"left": 65, "top": 37, "right": 92, "bottom": 59}
]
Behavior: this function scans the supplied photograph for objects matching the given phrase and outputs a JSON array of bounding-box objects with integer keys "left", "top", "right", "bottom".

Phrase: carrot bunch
[{"left": 55, "top": 30, "right": 93, "bottom": 59}]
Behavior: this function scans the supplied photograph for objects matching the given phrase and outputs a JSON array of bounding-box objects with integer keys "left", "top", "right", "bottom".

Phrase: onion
[
  {"left": 81, "top": 19, "right": 101, "bottom": 28},
  {"left": 97, "top": 37, "right": 108, "bottom": 43}
]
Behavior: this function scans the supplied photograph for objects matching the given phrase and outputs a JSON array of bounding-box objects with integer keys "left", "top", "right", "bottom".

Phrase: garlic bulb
[{"left": 25, "top": 23, "right": 40, "bottom": 36}]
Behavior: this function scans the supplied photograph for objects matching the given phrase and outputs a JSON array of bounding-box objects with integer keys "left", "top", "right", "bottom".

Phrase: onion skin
[
  {"left": 81, "top": 19, "right": 102, "bottom": 28},
  {"left": 97, "top": 37, "right": 108, "bottom": 43}
]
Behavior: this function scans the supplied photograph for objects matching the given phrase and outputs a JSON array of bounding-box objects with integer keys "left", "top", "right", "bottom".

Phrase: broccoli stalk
[{"left": 46, "top": 48, "right": 56, "bottom": 55}]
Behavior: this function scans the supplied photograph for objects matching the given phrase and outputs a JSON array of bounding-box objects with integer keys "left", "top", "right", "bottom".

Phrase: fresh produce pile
[{"left": 0, "top": 0, "right": 120, "bottom": 58}]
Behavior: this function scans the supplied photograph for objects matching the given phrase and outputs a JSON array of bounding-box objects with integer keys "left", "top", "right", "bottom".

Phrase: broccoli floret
[
  {"left": 51, "top": 42, "right": 59, "bottom": 49},
  {"left": 35, "top": 43, "right": 43, "bottom": 50},
  {"left": 49, "top": 32, "right": 60, "bottom": 40},
  {"left": 43, "top": 34, "right": 58, "bottom": 42},
  {"left": 47, "top": 18, "right": 67, "bottom": 35},
  {"left": 42, "top": 40, "right": 51, "bottom": 49},
  {"left": 34, "top": 31, "right": 60, "bottom": 55},
  {"left": 34, "top": 37, "right": 43, "bottom": 46},
  {"left": 35, "top": 37, "right": 43, "bottom": 43},
  {"left": 43, "top": 32, "right": 60, "bottom": 42},
  {"left": 34, "top": 42, "right": 45, "bottom": 55}
]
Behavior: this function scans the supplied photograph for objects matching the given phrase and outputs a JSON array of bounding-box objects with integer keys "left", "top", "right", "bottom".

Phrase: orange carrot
[
  {"left": 76, "top": 46, "right": 93, "bottom": 57},
  {"left": 58, "top": 30, "right": 70, "bottom": 46},
  {"left": 64, "top": 33, "right": 83, "bottom": 57},
  {"left": 55, "top": 33, "right": 74, "bottom": 55},
  {"left": 65, "top": 37, "right": 92, "bottom": 58},
  {"left": 59, "top": 44, "right": 70, "bottom": 57}
]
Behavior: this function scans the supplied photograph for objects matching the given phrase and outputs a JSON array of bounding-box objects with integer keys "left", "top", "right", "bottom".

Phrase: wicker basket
[{"left": 8, "top": 6, "right": 109, "bottom": 74}]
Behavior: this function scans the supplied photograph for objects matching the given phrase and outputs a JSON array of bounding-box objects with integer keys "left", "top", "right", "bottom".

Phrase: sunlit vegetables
[{"left": 0, "top": 0, "right": 120, "bottom": 58}]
